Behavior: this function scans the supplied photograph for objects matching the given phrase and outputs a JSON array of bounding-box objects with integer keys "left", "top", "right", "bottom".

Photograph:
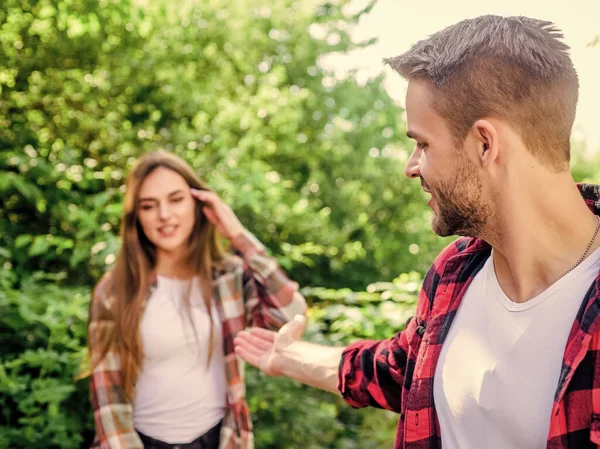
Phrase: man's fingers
[
  {"left": 234, "top": 345, "right": 263, "bottom": 368},
  {"left": 233, "top": 333, "right": 273, "bottom": 354},
  {"left": 244, "top": 333, "right": 273, "bottom": 351},
  {"left": 248, "top": 327, "right": 277, "bottom": 343},
  {"left": 238, "top": 339, "right": 264, "bottom": 358},
  {"left": 234, "top": 334, "right": 271, "bottom": 353}
]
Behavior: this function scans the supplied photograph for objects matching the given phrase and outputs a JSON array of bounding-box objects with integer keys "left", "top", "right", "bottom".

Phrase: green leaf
[
  {"left": 15, "top": 235, "right": 33, "bottom": 249},
  {"left": 28, "top": 237, "right": 52, "bottom": 257}
]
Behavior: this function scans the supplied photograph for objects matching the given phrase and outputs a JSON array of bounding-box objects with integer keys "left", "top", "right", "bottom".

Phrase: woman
[{"left": 87, "top": 150, "right": 307, "bottom": 449}]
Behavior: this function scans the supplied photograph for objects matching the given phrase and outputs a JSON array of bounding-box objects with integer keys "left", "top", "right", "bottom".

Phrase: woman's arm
[
  {"left": 232, "top": 230, "right": 307, "bottom": 328},
  {"left": 189, "top": 189, "right": 307, "bottom": 329}
]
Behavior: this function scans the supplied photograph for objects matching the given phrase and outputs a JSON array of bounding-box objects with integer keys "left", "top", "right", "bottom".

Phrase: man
[{"left": 234, "top": 15, "right": 600, "bottom": 449}]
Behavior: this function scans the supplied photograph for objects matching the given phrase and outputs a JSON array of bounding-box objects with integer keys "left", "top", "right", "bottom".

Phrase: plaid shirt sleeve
[
  {"left": 336, "top": 240, "right": 455, "bottom": 414},
  {"left": 231, "top": 230, "right": 307, "bottom": 330},
  {"left": 337, "top": 316, "right": 420, "bottom": 413},
  {"left": 88, "top": 274, "right": 143, "bottom": 449}
]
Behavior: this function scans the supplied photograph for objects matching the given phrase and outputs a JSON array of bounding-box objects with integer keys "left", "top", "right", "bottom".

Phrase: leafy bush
[
  {"left": 0, "top": 274, "right": 93, "bottom": 449},
  {"left": 1, "top": 0, "right": 435, "bottom": 446},
  {"left": 1, "top": 0, "right": 447, "bottom": 291}
]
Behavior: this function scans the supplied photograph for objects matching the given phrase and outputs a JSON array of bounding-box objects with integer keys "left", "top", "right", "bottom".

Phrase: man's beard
[{"left": 425, "top": 165, "right": 490, "bottom": 238}]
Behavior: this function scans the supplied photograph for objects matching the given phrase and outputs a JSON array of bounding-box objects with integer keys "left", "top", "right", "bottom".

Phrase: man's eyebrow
[{"left": 406, "top": 130, "right": 422, "bottom": 140}]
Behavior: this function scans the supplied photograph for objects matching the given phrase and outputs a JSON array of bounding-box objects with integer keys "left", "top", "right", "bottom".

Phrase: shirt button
[{"left": 173, "top": 446, "right": 180, "bottom": 449}]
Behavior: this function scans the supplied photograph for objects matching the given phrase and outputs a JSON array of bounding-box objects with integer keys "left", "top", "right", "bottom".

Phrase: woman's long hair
[{"left": 88, "top": 150, "right": 227, "bottom": 400}]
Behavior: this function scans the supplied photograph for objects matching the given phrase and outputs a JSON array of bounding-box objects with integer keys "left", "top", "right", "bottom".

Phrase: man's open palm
[{"left": 234, "top": 315, "right": 307, "bottom": 376}]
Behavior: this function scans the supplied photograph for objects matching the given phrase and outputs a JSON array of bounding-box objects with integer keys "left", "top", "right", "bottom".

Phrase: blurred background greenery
[{"left": 1, "top": 0, "right": 599, "bottom": 448}]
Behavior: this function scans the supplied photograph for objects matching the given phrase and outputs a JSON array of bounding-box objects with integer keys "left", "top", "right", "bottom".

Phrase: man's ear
[{"left": 472, "top": 119, "right": 499, "bottom": 168}]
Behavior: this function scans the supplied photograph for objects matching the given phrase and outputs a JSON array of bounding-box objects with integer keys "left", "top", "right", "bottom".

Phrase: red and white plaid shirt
[
  {"left": 88, "top": 231, "right": 307, "bottom": 449},
  {"left": 339, "top": 184, "right": 600, "bottom": 449}
]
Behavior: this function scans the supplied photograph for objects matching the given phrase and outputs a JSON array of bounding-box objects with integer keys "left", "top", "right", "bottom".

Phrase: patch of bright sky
[{"left": 320, "top": 0, "right": 600, "bottom": 152}]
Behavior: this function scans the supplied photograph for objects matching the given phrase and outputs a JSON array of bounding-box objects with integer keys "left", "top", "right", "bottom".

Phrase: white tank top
[
  {"left": 133, "top": 275, "right": 227, "bottom": 443},
  {"left": 434, "top": 247, "right": 600, "bottom": 449}
]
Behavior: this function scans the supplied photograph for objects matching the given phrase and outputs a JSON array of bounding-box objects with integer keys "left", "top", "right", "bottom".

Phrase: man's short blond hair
[{"left": 386, "top": 15, "right": 579, "bottom": 170}]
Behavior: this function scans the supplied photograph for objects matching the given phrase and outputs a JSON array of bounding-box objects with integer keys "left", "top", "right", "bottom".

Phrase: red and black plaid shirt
[{"left": 338, "top": 183, "right": 600, "bottom": 449}]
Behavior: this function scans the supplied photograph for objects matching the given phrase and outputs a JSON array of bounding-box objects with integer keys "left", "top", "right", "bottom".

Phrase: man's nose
[{"left": 404, "top": 147, "right": 421, "bottom": 178}]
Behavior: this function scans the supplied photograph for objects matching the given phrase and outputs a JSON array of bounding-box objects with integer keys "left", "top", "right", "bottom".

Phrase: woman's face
[{"left": 136, "top": 167, "right": 197, "bottom": 255}]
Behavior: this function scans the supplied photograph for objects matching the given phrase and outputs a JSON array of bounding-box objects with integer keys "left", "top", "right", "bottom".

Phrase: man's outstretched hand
[
  {"left": 234, "top": 314, "right": 307, "bottom": 377},
  {"left": 234, "top": 314, "right": 345, "bottom": 395}
]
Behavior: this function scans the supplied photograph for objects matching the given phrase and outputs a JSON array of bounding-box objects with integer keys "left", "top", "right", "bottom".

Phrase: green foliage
[
  {"left": 571, "top": 140, "right": 600, "bottom": 184},
  {"left": 0, "top": 0, "right": 435, "bottom": 446},
  {"left": 0, "top": 275, "right": 94, "bottom": 449},
  {"left": 1, "top": 0, "right": 446, "bottom": 291},
  {"left": 246, "top": 370, "right": 399, "bottom": 449}
]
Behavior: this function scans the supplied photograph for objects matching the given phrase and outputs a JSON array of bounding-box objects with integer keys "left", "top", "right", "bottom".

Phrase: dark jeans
[{"left": 137, "top": 420, "right": 222, "bottom": 449}]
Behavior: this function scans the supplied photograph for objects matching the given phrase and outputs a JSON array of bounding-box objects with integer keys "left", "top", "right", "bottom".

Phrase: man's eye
[
  {"left": 417, "top": 142, "right": 428, "bottom": 150},
  {"left": 171, "top": 197, "right": 184, "bottom": 203},
  {"left": 140, "top": 204, "right": 154, "bottom": 210}
]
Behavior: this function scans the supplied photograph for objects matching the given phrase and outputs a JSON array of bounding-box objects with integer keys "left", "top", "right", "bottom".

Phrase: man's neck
[{"left": 485, "top": 180, "right": 599, "bottom": 303}]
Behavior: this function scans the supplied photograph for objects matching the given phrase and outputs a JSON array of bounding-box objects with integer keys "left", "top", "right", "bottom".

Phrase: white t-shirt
[
  {"left": 133, "top": 275, "right": 227, "bottom": 443},
  {"left": 434, "top": 248, "right": 600, "bottom": 449}
]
